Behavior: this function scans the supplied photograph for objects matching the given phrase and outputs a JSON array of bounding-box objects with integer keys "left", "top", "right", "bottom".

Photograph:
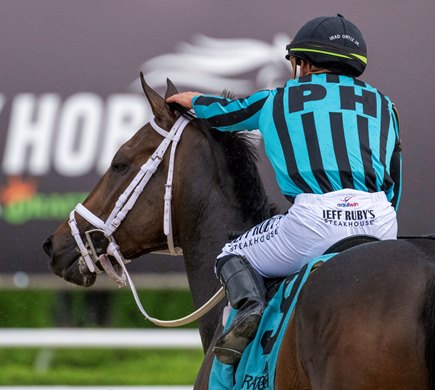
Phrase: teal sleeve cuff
[{"left": 192, "top": 95, "right": 201, "bottom": 108}]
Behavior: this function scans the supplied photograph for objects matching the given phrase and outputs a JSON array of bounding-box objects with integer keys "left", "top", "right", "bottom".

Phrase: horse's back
[{"left": 291, "top": 239, "right": 435, "bottom": 390}]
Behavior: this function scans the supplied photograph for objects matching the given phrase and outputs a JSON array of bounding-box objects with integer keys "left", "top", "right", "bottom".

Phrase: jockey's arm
[
  {"left": 167, "top": 90, "right": 271, "bottom": 132},
  {"left": 390, "top": 105, "right": 402, "bottom": 210},
  {"left": 389, "top": 141, "right": 402, "bottom": 210}
]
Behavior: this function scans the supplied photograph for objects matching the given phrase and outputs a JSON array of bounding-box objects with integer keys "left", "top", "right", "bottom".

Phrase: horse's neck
[
  {"left": 180, "top": 229, "right": 228, "bottom": 349},
  {"left": 182, "top": 251, "right": 224, "bottom": 351},
  {"left": 179, "top": 199, "right": 252, "bottom": 350},
  {"left": 174, "top": 132, "right": 273, "bottom": 350}
]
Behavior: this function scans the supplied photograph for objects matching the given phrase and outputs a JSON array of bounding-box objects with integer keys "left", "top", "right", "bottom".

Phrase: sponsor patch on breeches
[
  {"left": 322, "top": 208, "right": 376, "bottom": 227},
  {"left": 227, "top": 215, "right": 283, "bottom": 253}
]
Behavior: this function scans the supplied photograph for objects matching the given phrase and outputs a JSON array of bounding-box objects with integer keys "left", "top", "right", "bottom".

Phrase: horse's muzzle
[{"left": 42, "top": 235, "right": 97, "bottom": 287}]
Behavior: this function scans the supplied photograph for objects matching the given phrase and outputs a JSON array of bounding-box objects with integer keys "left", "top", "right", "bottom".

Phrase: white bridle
[{"left": 68, "top": 115, "right": 225, "bottom": 327}]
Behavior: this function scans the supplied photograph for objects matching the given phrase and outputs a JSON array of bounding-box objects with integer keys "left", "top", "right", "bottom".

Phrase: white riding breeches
[{"left": 218, "top": 189, "right": 397, "bottom": 278}]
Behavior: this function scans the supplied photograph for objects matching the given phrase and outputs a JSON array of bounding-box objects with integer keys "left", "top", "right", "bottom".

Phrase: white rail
[{"left": 0, "top": 328, "right": 202, "bottom": 348}]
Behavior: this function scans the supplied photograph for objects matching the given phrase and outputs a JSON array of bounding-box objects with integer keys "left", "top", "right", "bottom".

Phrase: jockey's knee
[{"left": 215, "top": 254, "right": 247, "bottom": 277}]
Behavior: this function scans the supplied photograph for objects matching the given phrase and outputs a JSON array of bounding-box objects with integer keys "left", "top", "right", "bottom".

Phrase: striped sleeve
[
  {"left": 390, "top": 104, "right": 402, "bottom": 210},
  {"left": 192, "top": 90, "right": 271, "bottom": 131}
]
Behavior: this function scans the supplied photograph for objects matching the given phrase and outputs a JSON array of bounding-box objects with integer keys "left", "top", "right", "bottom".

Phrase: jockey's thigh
[{"left": 218, "top": 189, "right": 397, "bottom": 278}]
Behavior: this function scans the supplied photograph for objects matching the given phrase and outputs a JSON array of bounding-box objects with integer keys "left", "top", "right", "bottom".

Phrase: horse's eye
[{"left": 110, "top": 161, "right": 129, "bottom": 173}]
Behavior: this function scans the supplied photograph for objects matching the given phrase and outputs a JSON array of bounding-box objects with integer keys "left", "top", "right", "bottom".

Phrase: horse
[{"left": 43, "top": 74, "right": 435, "bottom": 389}]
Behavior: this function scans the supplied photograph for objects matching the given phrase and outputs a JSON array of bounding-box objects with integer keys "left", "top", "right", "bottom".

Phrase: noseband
[{"left": 67, "top": 115, "right": 225, "bottom": 327}]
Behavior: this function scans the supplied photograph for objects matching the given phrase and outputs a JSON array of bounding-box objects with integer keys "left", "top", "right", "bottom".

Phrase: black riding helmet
[{"left": 286, "top": 14, "right": 367, "bottom": 77}]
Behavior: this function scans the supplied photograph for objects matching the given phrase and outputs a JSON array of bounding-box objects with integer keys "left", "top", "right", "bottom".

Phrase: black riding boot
[{"left": 213, "top": 255, "right": 267, "bottom": 365}]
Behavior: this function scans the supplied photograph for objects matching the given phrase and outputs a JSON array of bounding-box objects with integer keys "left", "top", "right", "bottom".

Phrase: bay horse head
[{"left": 43, "top": 75, "right": 201, "bottom": 287}]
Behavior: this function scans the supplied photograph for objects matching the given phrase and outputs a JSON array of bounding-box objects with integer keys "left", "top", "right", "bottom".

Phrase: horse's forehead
[
  {"left": 120, "top": 119, "right": 202, "bottom": 159},
  {"left": 124, "top": 123, "right": 159, "bottom": 149}
]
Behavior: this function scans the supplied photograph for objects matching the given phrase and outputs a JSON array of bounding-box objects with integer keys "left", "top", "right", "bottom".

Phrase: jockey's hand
[{"left": 166, "top": 92, "right": 201, "bottom": 109}]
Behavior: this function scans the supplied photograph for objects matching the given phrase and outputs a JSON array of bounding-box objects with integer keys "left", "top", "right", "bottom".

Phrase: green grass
[
  {"left": 0, "top": 289, "right": 197, "bottom": 328},
  {"left": 0, "top": 348, "right": 204, "bottom": 385}
]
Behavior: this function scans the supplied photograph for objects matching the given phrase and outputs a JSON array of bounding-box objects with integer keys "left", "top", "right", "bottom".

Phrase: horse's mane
[{"left": 170, "top": 98, "right": 275, "bottom": 224}]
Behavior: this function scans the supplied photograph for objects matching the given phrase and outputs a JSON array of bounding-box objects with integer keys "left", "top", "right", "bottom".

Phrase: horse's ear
[
  {"left": 165, "top": 78, "right": 179, "bottom": 100},
  {"left": 140, "top": 72, "right": 172, "bottom": 121}
]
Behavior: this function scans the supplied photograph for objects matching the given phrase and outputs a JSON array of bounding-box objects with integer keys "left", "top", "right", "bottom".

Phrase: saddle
[{"left": 324, "top": 234, "right": 379, "bottom": 254}]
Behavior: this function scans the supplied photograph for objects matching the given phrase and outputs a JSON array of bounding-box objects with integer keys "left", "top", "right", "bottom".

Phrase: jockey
[{"left": 166, "top": 14, "right": 402, "bottom": 365}]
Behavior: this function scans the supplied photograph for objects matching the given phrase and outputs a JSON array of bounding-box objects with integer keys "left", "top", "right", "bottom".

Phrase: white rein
[{"left": 68, "top": 115, "right": 225, "bottom": 327}]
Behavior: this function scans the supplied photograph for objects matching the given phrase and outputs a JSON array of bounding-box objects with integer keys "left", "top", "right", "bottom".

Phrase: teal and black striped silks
[{"left": 193, "top": 73, "right": 402, "bottom": 209}]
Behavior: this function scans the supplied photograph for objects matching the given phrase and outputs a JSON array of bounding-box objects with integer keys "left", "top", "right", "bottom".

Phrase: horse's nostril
[{"left": 43, "top": 236, "right": 53, "bottom": 257}]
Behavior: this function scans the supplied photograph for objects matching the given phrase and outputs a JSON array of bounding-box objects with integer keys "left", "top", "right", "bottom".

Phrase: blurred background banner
[{"left": 1, "top": 0, "right": 434, "bottom": 281}]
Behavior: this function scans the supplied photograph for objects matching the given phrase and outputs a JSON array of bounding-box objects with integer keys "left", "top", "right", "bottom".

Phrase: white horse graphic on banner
[{"left": 131, "top": 34, "right": 292, "bottom": 95}]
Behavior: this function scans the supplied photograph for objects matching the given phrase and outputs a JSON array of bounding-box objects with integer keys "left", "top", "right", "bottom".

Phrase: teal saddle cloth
[{"left": 209, "top": 253, "right": 336, "bottom": 390}]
